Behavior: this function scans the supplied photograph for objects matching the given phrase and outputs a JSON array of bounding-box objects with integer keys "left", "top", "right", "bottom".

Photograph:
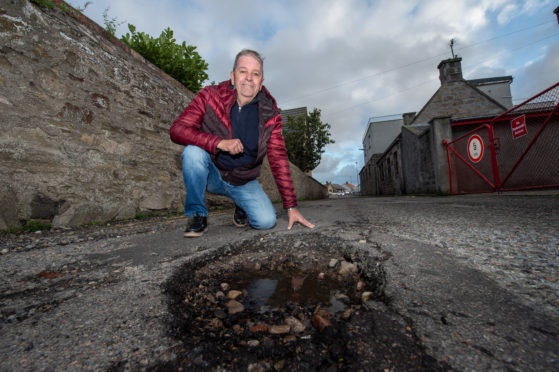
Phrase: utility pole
[
  {"left": 554, "top": 6, "right": 559, "bottom": 25},
  {"left": 355, "top": 161, "right": 359, "bottom": 187}
]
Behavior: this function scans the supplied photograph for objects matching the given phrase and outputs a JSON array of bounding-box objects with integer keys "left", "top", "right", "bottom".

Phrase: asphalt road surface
[{"left": 1, "top": 193, "right": 558, "bottom": 371}]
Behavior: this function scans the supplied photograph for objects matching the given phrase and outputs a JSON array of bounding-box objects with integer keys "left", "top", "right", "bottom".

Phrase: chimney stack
[
  {"left": 438, "top": 57, "right": 463, "bottom": 85},
  {"left": 402, "top": 112, "right": 416, "bottom": 125}
]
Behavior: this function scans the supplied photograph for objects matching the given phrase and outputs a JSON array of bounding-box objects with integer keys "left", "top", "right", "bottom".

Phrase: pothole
[{"left": 158, "top": 233, "right": 447, "bottom": 371}]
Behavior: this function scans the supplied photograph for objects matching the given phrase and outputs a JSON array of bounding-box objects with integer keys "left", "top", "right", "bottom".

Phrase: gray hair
[{"left": 233, "top": 49, "right": 264, "bottom": 76}]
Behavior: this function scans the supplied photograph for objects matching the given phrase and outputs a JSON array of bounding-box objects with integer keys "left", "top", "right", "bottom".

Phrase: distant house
[
  {"left": 343, "top": 182, "right": 356, "bottom": 193},
  {"left": 468, "top": 76, "right": 514, "bottom": 109},
  {"left": 325, "top": 182, "right": 346, "bottom": 195},
  {"left": 361, "top": 57, "right": 514, "bottom": 195},
  {"left": 281, "top": 107, "right": 307, "bottom": 125},
  {"left": 361, "top": 115, "right": 404, "bottom": 165}
]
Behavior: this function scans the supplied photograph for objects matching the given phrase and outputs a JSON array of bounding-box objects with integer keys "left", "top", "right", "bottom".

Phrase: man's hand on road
[
  {"left": 217, "top": 139, "right": 244, "bottom": 155},
  {"left": 287, "top": 208, "right": 315, "bottom": 230}
]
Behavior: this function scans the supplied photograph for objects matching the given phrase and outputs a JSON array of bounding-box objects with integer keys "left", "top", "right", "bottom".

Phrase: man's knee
[
  {"left": 251, "top": 212, "right": 276, "bottom": 230},
  {"left": 182, "top": 146, "right": 208, "bottom": 168}
]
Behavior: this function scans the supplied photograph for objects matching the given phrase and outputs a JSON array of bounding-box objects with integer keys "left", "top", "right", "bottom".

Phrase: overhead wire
[
  {"left": 281, "top": 19, "right": 557, "bottom": 107},
  {"left": 325, "top": 29, "right": 559, "bottom": 117}
]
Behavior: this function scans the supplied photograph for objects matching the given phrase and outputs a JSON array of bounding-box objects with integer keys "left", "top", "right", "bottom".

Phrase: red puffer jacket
[{"left": 170, "top": 80, "right": 297, "bottom": 209}]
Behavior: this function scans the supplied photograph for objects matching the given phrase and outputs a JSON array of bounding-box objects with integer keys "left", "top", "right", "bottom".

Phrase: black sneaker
[
  {"left": 184, "top": 215, "right": 207, "bottom": 238},
  {"left": 233, "top": 205, "right": 248, "bottom": 227}
]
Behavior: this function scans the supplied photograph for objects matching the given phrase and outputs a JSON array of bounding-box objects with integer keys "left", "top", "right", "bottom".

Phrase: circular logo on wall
[{"left": 467, "top": 134, "right": 484, "bottom": 163}]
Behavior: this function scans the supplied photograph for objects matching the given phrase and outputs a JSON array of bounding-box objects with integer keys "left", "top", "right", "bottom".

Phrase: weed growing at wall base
[{"left": 1, "top": 220, "right": 52, "bottom": 236}]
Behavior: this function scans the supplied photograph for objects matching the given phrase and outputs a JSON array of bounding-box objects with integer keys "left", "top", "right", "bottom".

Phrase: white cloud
[
  {"left": 519, "top": 0, "right": 553, "bottom": 14},
  {"left": 514, "top": 41, "right": 559, "bottom": 100},
  {"left": 497, "top": 3, "right": 519, "bottom": 24}
]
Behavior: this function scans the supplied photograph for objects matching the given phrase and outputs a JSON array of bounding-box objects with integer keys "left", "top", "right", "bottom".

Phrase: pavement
[{"left": 1, "top": 193, "right": 558, "bottom": 371}]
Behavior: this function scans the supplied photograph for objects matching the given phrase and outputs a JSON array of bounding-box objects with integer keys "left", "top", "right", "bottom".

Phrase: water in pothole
[{"left": 229, "top": 270, "right": 349, "bottom": 315}]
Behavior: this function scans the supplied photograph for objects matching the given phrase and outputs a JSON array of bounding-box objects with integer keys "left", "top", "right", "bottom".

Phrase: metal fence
[{"left": 444, "top": 82, "right": 559, "bottom": 194}]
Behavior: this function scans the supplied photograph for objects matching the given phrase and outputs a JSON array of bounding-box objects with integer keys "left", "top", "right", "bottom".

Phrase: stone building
[
  {"left": 360, "top": 57, "right": 513, "bottom": 195},
  {"left": 410, "top": 58, "right": 510, "bottom": 125},
  {"left": 359, "top": 154, "right": 381, "bottom": 195}
]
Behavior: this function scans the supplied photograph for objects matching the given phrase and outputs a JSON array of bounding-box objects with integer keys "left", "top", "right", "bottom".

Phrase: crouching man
[{"left": 170, "top": 49, "right": 314, "bottom": 237}]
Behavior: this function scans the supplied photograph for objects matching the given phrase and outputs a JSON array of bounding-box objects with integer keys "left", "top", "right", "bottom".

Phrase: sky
[{"left": 68, "top": 0, "right": 559, "bottom": 186}]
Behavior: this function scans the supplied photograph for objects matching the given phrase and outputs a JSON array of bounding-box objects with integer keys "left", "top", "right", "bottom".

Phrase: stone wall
[
  {"left": 259, "top": 158, "right": 327, "bottom": 204},
  {"left": 0, "top": 1, "right": 326, "bottom": 230},
  {"left": 401, "top": 125, "right": 437, "bottom": 194},
  {"left": 376, "top": 139, "right": 404, "bottom": 195},
  {"left": 359, "top": 156, "right": 376, "bottom": 196}
]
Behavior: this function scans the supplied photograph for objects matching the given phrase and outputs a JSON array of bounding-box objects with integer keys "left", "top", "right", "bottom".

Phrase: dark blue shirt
[{"left": 216, "top": 93, "right": 260, "bottom": 170}]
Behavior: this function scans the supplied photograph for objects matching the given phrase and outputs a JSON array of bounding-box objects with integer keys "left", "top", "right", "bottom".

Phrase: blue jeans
[{"left": 181, "top": 146, "right": 276, "bottom": 229}]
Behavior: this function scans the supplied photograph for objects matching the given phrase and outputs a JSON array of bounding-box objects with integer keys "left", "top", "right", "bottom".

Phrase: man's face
[{"left": 230, "top": 55, "right": 263, "bottom": 105}]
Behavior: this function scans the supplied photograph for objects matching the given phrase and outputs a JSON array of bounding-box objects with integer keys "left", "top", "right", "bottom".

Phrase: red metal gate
[
  {"left": 444, "top": 82, "right": 559, "bottom": 194},
  {"left": 444, "top": 124, "right": 496, "bottom": 194}
]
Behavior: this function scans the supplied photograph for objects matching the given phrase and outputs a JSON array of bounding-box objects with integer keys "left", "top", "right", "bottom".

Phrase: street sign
[
  {"left": 511, "top": 114, "right": 528, "bottom": 139},
  {"left": 467, "top": 134, "right": 484, "bottom": 163}
]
